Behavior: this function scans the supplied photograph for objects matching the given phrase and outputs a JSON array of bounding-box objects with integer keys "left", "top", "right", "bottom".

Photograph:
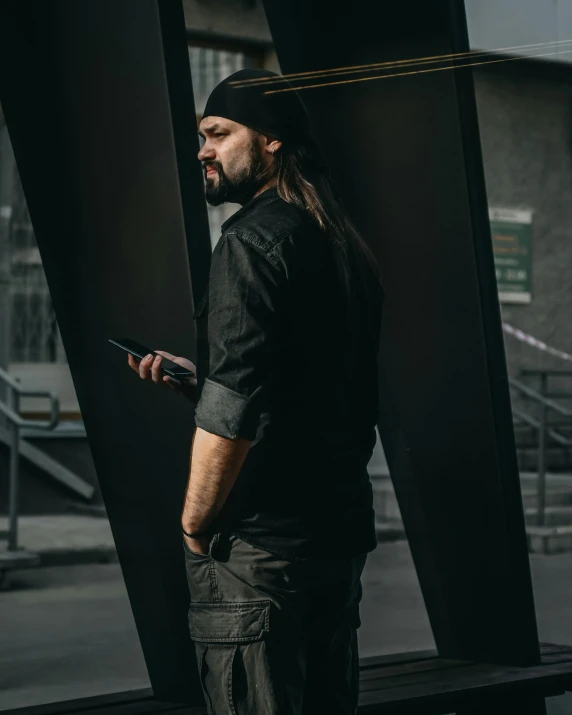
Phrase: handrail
[
  {"left": 509, "top": 377, "right": 572, "bottom": 529},
  {"left": 512, "top": 407, "right": 540, "bottom": 430},
  {"left": 521, "top": 369, "right": 572, "bottom": 377},
  {"left": 0, "top": 365, "right": 61, "bottom": 553},
  {"left": 0, "top": 396, "right": 60, "bottom": 430},
  {"left": 0, "top": 364, "right": 60, "bottom": 429},
  {"left": 0, "top": 364, "right": 24, "bottom": 391},
  {"left": 508, "top": 377, "right": 572, "bottom": 418},
  {"left": 512, "top": 407, "right": 572, "bottom": 447}
]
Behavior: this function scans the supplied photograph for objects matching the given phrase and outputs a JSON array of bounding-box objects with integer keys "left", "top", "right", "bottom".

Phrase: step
[
  {"left": 524, "top": 506, "right": 572, "bottom": 528},
  {"left": 374, "top": 520, "right": 406, "bottom": 542},
  {"left": 21, "top": 420, "right": 87, "bottom": 439},
  {"left": 0, "top": 548, "right": 41, "bottom": 585},
  {"left": 520, "top": 472, "right": 572, "bottom": 509},
  {"left": 527, "top": 525, "right": 572, "bottom": 555},
  {"left": 372, "top": 473, "right": 572, "bottom": 520},
  {"left": 517, "top": 451, "right": 572, "bottom": 472},
  {"left": 0, "top": 515, "right": 116, "bottom": 563},
  {"left": 371, "top": 473, "right": 572, "bottom": 552},
  {"left": 65, "top": 502, "right": 108, "bottom": 518},
  {"left": 522, "top": 490, "right": 572, "bottom": 510},
  {"left": 371, "top": 477, "right": 402, "bottom": 522}
]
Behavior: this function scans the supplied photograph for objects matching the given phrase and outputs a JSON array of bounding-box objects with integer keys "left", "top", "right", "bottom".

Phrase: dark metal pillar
[
  {"left": 0, "top": 0, "right": 210, "bottom": 703},
  {"left": 262, "top": 0, "right": 541, "bottom": 668}
]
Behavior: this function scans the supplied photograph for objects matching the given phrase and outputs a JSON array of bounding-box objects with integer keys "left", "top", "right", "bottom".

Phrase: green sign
[{"left": 489, "top": 207, "right": 533, "bottom": 304}]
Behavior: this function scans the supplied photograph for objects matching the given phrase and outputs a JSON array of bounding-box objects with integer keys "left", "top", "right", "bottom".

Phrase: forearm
[{"left": 181, "top": 426, "right": 252, "bottom": 534}]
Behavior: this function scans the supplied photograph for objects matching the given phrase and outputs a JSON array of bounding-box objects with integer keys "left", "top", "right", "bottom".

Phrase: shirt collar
[{"left": 220, "top": 186, "right": 279, "bottom": 234}]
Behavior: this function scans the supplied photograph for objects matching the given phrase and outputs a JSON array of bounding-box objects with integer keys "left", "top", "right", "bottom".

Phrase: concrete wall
[
  {"left": 466, "top": 0, "right": 572, "bottom": 66},
  {"left": 182, "top": 0, "right": 271, "bottom": 44},
  {"left": 182, "top": 0, "right": 279, "bottom": 69},
  {"left": 474, "top": 68, "right": 572, "bottom": 379}
]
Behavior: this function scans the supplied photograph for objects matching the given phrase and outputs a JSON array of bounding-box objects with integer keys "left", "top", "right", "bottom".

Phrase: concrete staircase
[
  {"left": 371, "top": 471, "right": 572, "bottom": 554},
  {"left": 0, "top": 422, "right": 94, "bottom": 501}
]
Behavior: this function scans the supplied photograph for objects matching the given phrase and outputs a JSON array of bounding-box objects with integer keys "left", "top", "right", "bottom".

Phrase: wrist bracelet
[{"left": 182, "top": 526, "right": 205, "bottom": 539}]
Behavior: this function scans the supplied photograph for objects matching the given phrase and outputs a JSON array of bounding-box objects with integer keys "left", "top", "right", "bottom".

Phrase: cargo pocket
[{"left": 188, "top": 600, "right": 272, "bottom": 715}]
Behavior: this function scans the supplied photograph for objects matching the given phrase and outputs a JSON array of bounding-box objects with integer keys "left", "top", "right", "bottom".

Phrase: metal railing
[
  {"left": 520, "top": 369, "right": 572, "bottom": 400},
  {"left": 0, "top": 365, "right": 59, "bottom": 550},
  {"left": 509, "top": 376, "right": 572, "bottom": 527}
]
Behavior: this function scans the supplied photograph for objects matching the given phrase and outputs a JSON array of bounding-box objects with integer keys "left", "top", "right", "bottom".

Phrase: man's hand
[
  {"left": 127, "top": 351, "right": 198, "bottom": 403},
  {"left": 182, "top": 532, "right": 211, "bottom": 556}
]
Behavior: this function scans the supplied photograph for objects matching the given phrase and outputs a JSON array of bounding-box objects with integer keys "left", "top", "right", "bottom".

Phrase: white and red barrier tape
[{"left": 502, "top": 323, "right": 572, "bottom": 363}]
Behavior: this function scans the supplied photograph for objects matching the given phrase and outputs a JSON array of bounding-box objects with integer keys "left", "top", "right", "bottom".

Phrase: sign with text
[{"left": 489, "top": 207, "right": 533, "bottom": 304}]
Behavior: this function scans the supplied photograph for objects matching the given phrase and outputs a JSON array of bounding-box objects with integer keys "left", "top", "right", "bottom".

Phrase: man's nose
[{"left": 197, "top": 142, "right": 215, "bottom": 162}]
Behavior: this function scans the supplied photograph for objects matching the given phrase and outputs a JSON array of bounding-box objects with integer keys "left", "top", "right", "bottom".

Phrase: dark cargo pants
[{"left": 183, "top": 531, "right": 367, "bottom": 715}]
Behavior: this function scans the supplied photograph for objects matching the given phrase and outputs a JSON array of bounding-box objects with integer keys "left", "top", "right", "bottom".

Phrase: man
[{"left": 128, "top": 68, "right": 384, "bottom": 715}]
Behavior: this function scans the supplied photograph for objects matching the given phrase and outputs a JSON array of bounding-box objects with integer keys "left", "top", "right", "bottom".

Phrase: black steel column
[
  {"left": 0, "top": 0, "right": 210, "bottom": 703},
  {"left": 262, "top": 0, "right": 541, "bottom": 667}
]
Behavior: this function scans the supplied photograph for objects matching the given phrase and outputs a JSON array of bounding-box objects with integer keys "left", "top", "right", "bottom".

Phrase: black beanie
[{"left": 202, "top": 68, "right": 310, "bottom": 143}]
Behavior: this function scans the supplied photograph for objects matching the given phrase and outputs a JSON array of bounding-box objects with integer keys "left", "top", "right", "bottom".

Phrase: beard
[{"left": 203, "top": 137, "right": 272, "bottom": 207}]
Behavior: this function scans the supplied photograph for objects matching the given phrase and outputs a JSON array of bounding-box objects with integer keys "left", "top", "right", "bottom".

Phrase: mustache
[{"left": 203, "top": 161, "right": 222, "bottom": 175}]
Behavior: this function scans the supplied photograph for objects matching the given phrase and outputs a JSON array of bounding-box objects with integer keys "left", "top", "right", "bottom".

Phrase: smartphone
[{"left": 108, "top": 338, "right": 195, "bottom": 379}]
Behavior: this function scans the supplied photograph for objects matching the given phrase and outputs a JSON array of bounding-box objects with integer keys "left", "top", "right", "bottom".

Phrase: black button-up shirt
[{"left": 193, "top": 187, "right": 383, "bottom": 561}]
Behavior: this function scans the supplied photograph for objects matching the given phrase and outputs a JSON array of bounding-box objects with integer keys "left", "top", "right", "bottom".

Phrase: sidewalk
[{"left": 0, "top": 515, "right": 117, "bottom": 567}]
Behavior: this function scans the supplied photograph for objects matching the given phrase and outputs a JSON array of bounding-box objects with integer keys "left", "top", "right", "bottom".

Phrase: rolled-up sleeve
[{"left": 194, "top": 230, "right": 285, "bottom": 440}]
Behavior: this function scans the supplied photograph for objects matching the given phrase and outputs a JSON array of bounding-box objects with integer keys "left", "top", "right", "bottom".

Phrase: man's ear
[{"left": 264, "top": 135, "right": 283, "bottom": 155}]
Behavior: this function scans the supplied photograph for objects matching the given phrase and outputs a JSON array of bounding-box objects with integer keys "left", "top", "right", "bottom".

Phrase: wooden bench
[
  {"left": 3, "top": 644, "right": 572, "bottom": 715},
  {"left": 357, "top": 643, "right": 572, "bottom": 713}
]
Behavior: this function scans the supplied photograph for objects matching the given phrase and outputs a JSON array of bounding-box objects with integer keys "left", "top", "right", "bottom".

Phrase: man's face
[{"left": 197, "top": 117, "right": 272, "bottom": 206}]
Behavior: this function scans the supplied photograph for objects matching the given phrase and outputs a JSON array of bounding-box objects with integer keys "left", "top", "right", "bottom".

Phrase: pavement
[
  {"left": 0, "top": 515, "right": 117, "bottom": 570},
  {"left": 1, "top": 538, "right": 572, "bottom": 712},
  {"left": 0, "top": 561, "right": 150, "bottom": 711}
]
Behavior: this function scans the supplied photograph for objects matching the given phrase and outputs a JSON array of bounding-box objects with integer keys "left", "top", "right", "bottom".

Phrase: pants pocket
[
  {"left": 188, "top": 600, "right": 270, "bottom": 643},
  {"left": 182, "top": 535, "right": 211, "bottom": 559},
  {"left": 189, "top": 600, "right": 276, "bottom": 715}
]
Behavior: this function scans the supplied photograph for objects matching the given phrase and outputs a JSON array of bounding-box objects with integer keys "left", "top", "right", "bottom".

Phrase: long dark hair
[{"left": 273, "top": 139, "right": 383, "bottom": 310}]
